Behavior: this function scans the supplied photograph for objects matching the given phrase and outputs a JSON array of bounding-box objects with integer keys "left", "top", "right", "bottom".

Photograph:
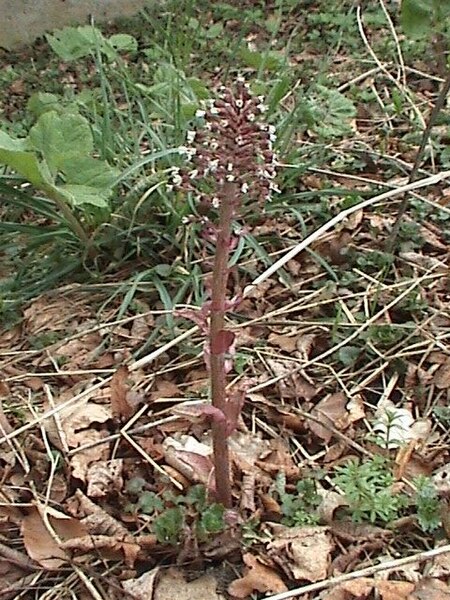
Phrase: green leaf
[
  {"left": 153, "top": 507, "right": 184, "bottom": 544},
  {"left": 57, "top": 184, "right": 111, "bottom": 208},
  {"left": 46, "top": 26, "right": 105, "bottom": 61},
  {"left": 400, "top": 0, "right": 433, "bottom": 38},
  {"left": 338, "top": 345, "right": 360, "bottom": 366},
  {"left": 125, "top": 477, "right": 146, "bottom": 495},
  {"left": 308, "top": 85, "right": 356, "bottom": 139},
  {"left": 58, "top": 156, "right": 119, "bottom": 189},
  {"left": 205, "top": 23, "right": 224, "bottom": 39},
  {"left": 239, "top": 47, "right": 285, "bottom": 72},
  {"left": 108, "top": 33, "right": 138, "bottom": 53},
  {"left": 153, "top": 264, "right": 172, "bottom": 277},
  {"left": 199, "top": 504, "right": 225, "bottom": 533},
  {"left": 27, "top": 93, "right": 63, "bottom": 118},
  {"left": 137, "top": 491, "right": 164, "bottom": 514},
  {"left": 27, "top": 112, "right": 94, "bottom": 172},
  {"left": 0, "top": 130, "right": 51, "bottom": 186}
]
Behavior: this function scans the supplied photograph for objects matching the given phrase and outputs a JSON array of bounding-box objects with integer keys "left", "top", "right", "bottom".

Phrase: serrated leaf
[
  {"left": 309, "top": 85, "right": 356, "bottom": 139},
  {"left": 137, "top": 491, "right": 164, "bottom": 514},
  {"left": 0, "top": 130, "right": 51, "bottom": 186},
  {"left": 27, "top": 112, "right": 94, "bottom": 172},
  {"left": 199, "top": 503, "right": 225, "bottom": 533}
]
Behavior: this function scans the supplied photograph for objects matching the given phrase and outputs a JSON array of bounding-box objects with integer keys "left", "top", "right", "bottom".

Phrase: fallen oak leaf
[
  {"left": 111, "top": 365, "right": 134, "bottom": 420},
  {"left": 268, "top": 525, "right": 334, "bottom": 582},
  {"left": 228, "top": 553, "right": 288, "bottom": 598},
  {"left": 21, "top": 506, "right": 88, "bottom": 570}
]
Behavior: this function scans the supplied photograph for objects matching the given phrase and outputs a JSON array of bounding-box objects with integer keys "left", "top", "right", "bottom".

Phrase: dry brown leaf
[
  {"left": 295, "top": 334, "right": 316, "bottom": 359},
  {"left": 111, "top": 365, "right": 133, "bottom": 420},
  {"left": 376, "top": 580, "right": 415, "bottom": 600},
  {"left": 150, "top": 379, "right": 183, "bottom": 401},
  {"left": 228, "top": 553, "right": 288, "bottom": 598},
  {"left": 70, "top": 489, "right": 140, "bottom": 566},
  {"left": 21, "top": 506, "right": 88, "bottom": 570},
  {"left": 418, "top": 222, "right": 447, "bottom": 250},
  {"left": 130, "top": 315, "right": 153, "bottom": 342},
  {"left": 70, "top": 430, "right": 110, "bottom": 481},
  {"left": 0, "top": 325, "right": 21, "bottom": 350},
  {"left": 43, "top": 385, "right": 112, "bottom": 480},
  {"left": 268, "top": 525, "right": 333, "bottom": 582},
  {"left": 53, "top": 334, "right": 102, "bottom": 370},
  {"left": 268, "top": 333, "right": 298, "bottom": 353},
  {"left": 229, "top": 431, "right": 271, "bottom": 469},
  {"left": 61, "top": 534, "right": 140, "bottom": 565},
  {"left": 267, "top": 358, "right": 317, "bottom": 400},
  {"left": 240, "top": 471, "right": 256, "bottom": 512},
  {"left": 122, "top": 568, "right": 160, "bottom": 600},
  {"left": 322, "top": 577, "right": 373, "bottom": 599},
  {"left": 86, "top": 459, "right": 123, "bottom": 498},
  {"left": 428, "top": 546, "right": 450, "bottom": 577},
  {"left": 433, "top": 358, "right": 450, "bottom": 389},
  {"left": 0, "top": 392, "right": 13, "bottom": 436},
  {"left": 317, "top": 490, "right": 349, "bottom": 524},
  {"left": 432, "top": 463, "right": 450, "bottom": 496},
  {"left": 409, "top": 577, "right": 450, "bottom": 599},
  {"left": 256, "top": 437, "right": 299, "bottom": 479},
  {"left": 308, "top": 392, "right": 350, "bottom": 444},
  {"left": 154, "top": 567, "right": 225, "bottom": 600},
  {"left": 44, "top": 393, "right": 111, "bottom": 451},
  {"left": 163, "top": 435, "right": 214, "bottom": 485}
]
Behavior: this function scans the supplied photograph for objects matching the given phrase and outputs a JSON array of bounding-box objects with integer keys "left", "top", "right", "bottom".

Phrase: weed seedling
[
  {"left": 334, "top": 456, "right": 408, "bottom": 524},
  {"left": 414, "top": 476, "right": 442, "bottom": 533},
  {"left": 274, "top": 472, "right": 321, "bottom": 526}
]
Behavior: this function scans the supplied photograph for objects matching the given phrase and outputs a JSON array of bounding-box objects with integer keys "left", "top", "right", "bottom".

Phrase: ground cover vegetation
[{"left": 1, "top": 0, "right": 450, "bottom": 598}]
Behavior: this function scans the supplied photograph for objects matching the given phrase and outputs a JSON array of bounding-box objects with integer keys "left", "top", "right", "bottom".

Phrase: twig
[
  {"left": 244, "top": 170, "right": 450, "bottom": 296},
  {"left": 0, "top": 541, "right": 38, "bottom": 571},
  {"left": 264, "top": 543, "right": 450, "bottom": 600}
]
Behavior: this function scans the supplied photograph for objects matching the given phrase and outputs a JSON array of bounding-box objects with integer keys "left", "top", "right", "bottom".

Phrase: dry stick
[
  {"left": 1, "top": 171, "right": 449, "bottom": 447},
  {"left": 264, "top": 543, "right": 450, "bottom": 600},
  {"left": 387, "top": 68, "right": 450, "bottom": 252},
  {"left": 244, "top": 170, "right": 450, "bottom": 296}
]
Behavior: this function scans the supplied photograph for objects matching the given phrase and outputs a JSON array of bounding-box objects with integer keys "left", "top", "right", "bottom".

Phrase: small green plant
[
  {"left": 414, "top": 476, "right": 441, "bottom": 532},
  {"left": 125, "top": 481, "right": 225, "bottom": 545},
  {"left": 334, "top": 456, "right": 408, "bottom": 524},
  {"left": 274, "top": 472, "right": 321, "bottom": 526}
]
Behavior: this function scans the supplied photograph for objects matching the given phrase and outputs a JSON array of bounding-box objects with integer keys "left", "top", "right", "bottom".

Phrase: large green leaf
[
  {"left": 27, "top": 111, "right": 94, "bottom": 173},
  {"left": 0, "top": 130, "right": 51, "bottom": 186},
  {"left": 59, "top": 156, "right": 119, "bottom": 189},
  {"left": 46, "top": 26, "right": 105, "bottom": 61},
  {"left": 308, "top": 85, "right": 356, "bottom": 140},
  {"left": 57, "top": 184, "right": 111, "bottom": 208}
]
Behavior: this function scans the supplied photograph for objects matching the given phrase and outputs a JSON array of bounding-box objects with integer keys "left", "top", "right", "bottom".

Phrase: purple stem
[{"left": 209, "top": 181, "right": 237, "bottom": 508}]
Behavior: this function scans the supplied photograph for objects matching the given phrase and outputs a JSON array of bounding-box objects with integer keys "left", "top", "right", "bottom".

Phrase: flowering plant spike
[{"left": 171, "top": 79, "right": 278, "bottom": 507}]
